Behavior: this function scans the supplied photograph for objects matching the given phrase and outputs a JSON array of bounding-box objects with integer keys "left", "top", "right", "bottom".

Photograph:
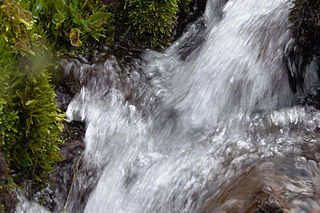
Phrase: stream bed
[{"left": 16, "top": 0, "right": 320, "bottom": 212}]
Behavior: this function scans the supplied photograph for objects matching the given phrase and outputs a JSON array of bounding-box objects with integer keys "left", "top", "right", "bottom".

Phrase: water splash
[{"left": 16, "top": 0, "right": 320, "bottom": 212}]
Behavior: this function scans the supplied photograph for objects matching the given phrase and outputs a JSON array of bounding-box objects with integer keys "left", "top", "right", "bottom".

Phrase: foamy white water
[{"left": 17, "top": 0, "right": 320, "bottom": 212}]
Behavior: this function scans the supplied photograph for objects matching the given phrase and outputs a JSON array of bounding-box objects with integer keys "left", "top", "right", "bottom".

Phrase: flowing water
[{"left": 17, "top": 0, "right": 320, "bottom": 212}]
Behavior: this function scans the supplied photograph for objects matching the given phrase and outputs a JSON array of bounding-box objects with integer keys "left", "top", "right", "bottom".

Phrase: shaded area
[{"left": 0, "top": 152, "right": 17, "bottom": 213}]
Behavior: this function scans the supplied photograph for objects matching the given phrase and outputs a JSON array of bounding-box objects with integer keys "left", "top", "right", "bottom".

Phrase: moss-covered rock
[
  {"left": 123, "top": 0, "right": 180, "bottom": 48},
  {"left": 289, "top": 0, "right": 320, "bottom": 61},
  {"left": 0, "top": 0, "right": 64, "bottom": 188},
  {"left": 287, "top": 0, "right": 320, "bottom": 103},
  {"left": 18, "top": 0, "right": 198, "bottom": 54}
]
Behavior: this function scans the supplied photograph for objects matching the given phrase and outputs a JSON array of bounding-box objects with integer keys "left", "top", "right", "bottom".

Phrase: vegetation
[
  {"left": 124, "top": 0, "right": 180, "bottom": 48},
  {"left": 0, "top": 0, "right": 64, "bottom": 188},
  {"left": 17, "top": 0, "right": 185, "bottom": 53},
  {"left": 19, "top": 0, "right": 114, "bottom": 54},
  {"left": 1, "top": 0, "right": 319, "bottom": 212},
  {"left": 289, "top": 0, "right": 320, "bottom": 62},
  {"left": 0, "top": 0, "right": 195, "bottom": 210}
]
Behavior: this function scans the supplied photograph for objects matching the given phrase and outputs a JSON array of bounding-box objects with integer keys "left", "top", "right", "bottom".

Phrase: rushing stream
[{"left": 17, "top": 0, "right": 320, "bottom": 212}]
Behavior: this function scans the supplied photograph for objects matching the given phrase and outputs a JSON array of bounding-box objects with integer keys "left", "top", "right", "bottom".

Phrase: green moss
[
  {"left": 289, "top": 0, "right": 320, "bottom": 61},
  {"left": 18, "top": 0, "right": 114, "bottom": 55},
  {"left": 0, "top": 0, "right": 64, "bottom": 187},
  {"left": 17, "top": 0, "right": 187, "bottom": 52},
  {"left": 3, "top": 54, "right": 64, "bottom": 184},
  {"left": 124, "top": 0, "right": 180, "bottom": 48},
  {"left": 0, "top": 0, "right": 34, "bottom": 55}
]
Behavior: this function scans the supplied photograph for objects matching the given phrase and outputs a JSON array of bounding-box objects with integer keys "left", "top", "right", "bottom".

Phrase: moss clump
[
  {"left": 0, "top": 0, "right": 64, "bottom": 187},
  {"left": 1, "top": 54, "right": 65, "bottom": 185},
  {"left": 124, "top": 0, "right": 180, "bottom": 48},
  {"left": 19, "top": 0, "right": 190, "bottom": 53},
  {"left": 289, "top": 0, "right": 320, "bottom": 61}
]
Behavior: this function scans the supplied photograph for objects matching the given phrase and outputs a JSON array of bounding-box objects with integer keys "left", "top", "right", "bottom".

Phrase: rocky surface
[
  {"left": 175, "top": 0, "right": 207, "bottom": 40},
  {"left": 48, "top": 62, "right": 87, "bottom": 211},
  {"left": 40, "top": 121, "right": 86, "bottom": 211},
  {"left": 0, "top": 152, "right": 17, "bottom": 213}
]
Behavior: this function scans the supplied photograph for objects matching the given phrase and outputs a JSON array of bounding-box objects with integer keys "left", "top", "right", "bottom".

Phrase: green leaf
[
  {"left": 87, "top": 12, "right": 107, "bottom": 28},
  {"left": 31, "top": 0, "right": 44, "bottom": 19},
  {"left": 52, "top": 11, "right": 65, "bottom": 29}
]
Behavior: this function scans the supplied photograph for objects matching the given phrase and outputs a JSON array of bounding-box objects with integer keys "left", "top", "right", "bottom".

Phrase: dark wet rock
[
  {"left": 286, "top": 38, "right": 320, "bottom": 109},
  {"left": 251, "top": 192, "right": 283, "bottom": 213},
  {"left": 58, "top": 165, "right": 99, "bottom": 213},
  {"left": 61, "top": 121, "right": 85, "bottom": 142},
  {"left": 22, "top": 120, "right": 86, "bottom": 211},
  {"left": 42, "top": 120, "right": 86, "bottom": 211},
  {"left": 54, "top": 84, "right": 76, "bottom": 113},
  {"left": 0, "top": 152, "right": 17, "bottom": 213},
  {"left": 174, "top": 18, "right": 206, "bottom": 61},
  {"left": 175, "top": 0, "right": 207, "bottom": 41},
  {"left": 300, "top": 142, "right": 320, "bottom": 162},
  {"left": 58, "top": 139, "right": 85, "bottom": 164},
  {"left": 53, "top": 64, "right": 81, "bottom": 112},
  {"left": 48, "top": 152, "right": 84, "bottom": 212},
  {"left": 306, "top": 83, "right": 320, "bottom": 108}
]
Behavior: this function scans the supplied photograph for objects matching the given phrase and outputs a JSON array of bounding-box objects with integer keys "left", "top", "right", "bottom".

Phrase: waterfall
[{"left": 17, "top": 0, "right": 320, "bottom": 212}]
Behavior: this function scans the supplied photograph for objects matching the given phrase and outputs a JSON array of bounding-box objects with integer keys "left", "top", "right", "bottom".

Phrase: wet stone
[
  {"left": 58, "top": 139, "right": 85, "bottom": 164},
  {"left": 0, "top": 152, "right": 18, "bottom": 213},
  {"left": 43, "top": 120, "right": 85, "bottom": 211}
]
